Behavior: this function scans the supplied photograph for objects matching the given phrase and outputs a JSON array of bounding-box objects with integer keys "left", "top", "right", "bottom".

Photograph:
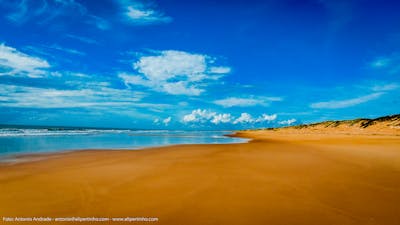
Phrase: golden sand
[{"left": 1, "top": 131, "right": 400, "bottom": 224}]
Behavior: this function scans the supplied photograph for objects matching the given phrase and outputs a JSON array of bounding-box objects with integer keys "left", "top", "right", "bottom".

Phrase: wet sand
[{"left": 1, "top": 131, "right": 400, "bottom": 224}]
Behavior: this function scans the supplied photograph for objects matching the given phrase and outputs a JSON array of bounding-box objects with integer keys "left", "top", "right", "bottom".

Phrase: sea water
[{"left": 0, "top": 125, "right": 246, "bottom": 158}]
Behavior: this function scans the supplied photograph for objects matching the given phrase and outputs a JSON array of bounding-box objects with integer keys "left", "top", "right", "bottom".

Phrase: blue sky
[{"left": 0, "top": 0, "right": 399, "bottom": 129}]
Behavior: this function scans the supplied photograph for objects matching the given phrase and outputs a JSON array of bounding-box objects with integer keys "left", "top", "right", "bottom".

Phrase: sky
[{"left": 0, "top": 0, "right": 399, "bottom": 129}]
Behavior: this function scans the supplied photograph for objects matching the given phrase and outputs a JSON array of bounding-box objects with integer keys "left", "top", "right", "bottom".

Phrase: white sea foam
[
  {"left": 0, "top": 128, "right": 132, "bottom": 137},
  {"left": 0, "top": 128, "right": 233, "bottom": 138}
]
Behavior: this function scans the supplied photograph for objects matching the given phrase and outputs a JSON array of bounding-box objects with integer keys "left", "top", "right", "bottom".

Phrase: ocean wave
[
  {"left": 0, "top": 128, "right": 132, "bottom": 137},
  {"left": 0, "top": 128, "right": 232, "bottom": 138}
]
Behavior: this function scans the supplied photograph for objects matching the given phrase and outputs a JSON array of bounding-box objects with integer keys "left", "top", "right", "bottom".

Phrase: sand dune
[
  {"left": 270, "top": 114, "right": 400, "bottom": 136},
  {"left": 1, "top": 117, "right": 400, "bottom": 224}
]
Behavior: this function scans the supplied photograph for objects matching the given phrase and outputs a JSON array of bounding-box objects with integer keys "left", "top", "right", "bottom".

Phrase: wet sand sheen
[{"left": 0, "top": 132, "right": 400, "bottom": 224}]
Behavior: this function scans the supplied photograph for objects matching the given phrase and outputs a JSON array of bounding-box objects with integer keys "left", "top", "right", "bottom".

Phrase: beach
[
  {"left": 1, "top": 131, "right": 400, "bottom": 225},
  {"left": 1, "top": 0, "right": 399, "bottom": 223}
]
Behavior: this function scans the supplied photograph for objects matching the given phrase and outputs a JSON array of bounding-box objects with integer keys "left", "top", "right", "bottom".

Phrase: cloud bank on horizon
[{"left": 0, "top": 0, "right": 399, "bottom": 129}]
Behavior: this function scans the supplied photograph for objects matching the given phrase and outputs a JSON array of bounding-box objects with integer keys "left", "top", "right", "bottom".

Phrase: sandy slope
[
  {"left": 275, "top": 114, "right": 400, "bottom": 136},
  {"left": 0, "top": 132, "right": 400, "bottom": 224}
]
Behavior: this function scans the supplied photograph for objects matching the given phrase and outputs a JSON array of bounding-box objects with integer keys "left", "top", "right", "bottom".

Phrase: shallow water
[{"left": 0, "top": 127, "right": 246, "bottom": 157}]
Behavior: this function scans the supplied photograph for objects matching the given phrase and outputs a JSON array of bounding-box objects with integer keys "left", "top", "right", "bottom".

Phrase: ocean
[{"left": 0, "top": 125, "right": 246, "bottom": 159}]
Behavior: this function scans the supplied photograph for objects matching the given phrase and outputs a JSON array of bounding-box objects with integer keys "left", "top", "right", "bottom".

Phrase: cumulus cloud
[
  {"left": 182, "top": 109, "right": 277, "bottom": 126},
  {"left": 0, "top": 43, "right": 50, "bottom": 77},
  {"left": 182, "top": 109, "right": 217, "bottom": 123},
  {"left": 214, "top": 96, "right": 282, "bottom": 108},
  {"left": 310, "top": 92, "right": 384, "bottom": 109},
  {"left": 118, "top": 0, "right": 172, "bottom": 25},
  {"left": 211, "top": 113, "right": 232, "bottom": 124},
  {"left": 233, "top": 113, "right": 253, "bottom": 124},
  {"left": 182, "top": 109, "right": 233, "bottom": 125},
  {"left": 119, "top": 50, "right": 231, "bottom": 96},
  {"left": 257, "top": 113, "right": 277, "bottom": 122},
  {"left": 233, "top": 113, "right": 277, "bottom": 124},
  {"left": 278, "top": 119, "right": 296, "bottom": 126}
]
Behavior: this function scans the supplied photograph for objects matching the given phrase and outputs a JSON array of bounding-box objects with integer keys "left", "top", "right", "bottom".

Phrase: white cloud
[
  {"left": 182, "top": 109, "right": 216, "bottom": 123},
  {"left": 0, "top": 83, "right": 166, "bottom": 109},
  {"left": 209, "top": 66, "right": 231, "bottom": 74},
  {"left": 278, "top": 119, "right": 296, "bottom": 126},
  {"left": 182, "top": 113, "right": 197, "bottom": 123},
  {"left": 211, "top": 113, "right": 232, "bottom": 124},
  {"left": 119, "top": 73, "right": 147, "bottom": 86},
  {"left": 119, "top": 50, "right": 231, "bottom": 96},
  {"left": 163, "top": 117, "right": 171, "bottom": 126},
  {"left": 182, "top": 109, "right": 232, "bottom": 125},
  {"left": 119, "top": 0, "right": 172, "bottom": 25},
  {"left": 233, "top": 113, "right": 253, "bottom": 124},
  {"left": 232, "top": 113, "right": 277, "bottom": 124},
  {"left": 310, "top": 92, "right": 384, "bottom": 109},
  {"left": 257, "top": 113, "right": 277, "bottom": 122},
  {"left": 372, "top": 83, "right": 399, "bottom": 91},
  {"left": 0, "top": 43, "right": 50, "bottom": 77},
  {"left": 214, "top": 96, "right": 282, "bottom": 108},
  {"left": 182, "top": 109, "right": 278, "bottom": 126},
  {"left": 134, "top": 50, "right": 206, "bottom": 81},
  {"left": 162, "top": 81, "right": 203, "bottom": 96}
]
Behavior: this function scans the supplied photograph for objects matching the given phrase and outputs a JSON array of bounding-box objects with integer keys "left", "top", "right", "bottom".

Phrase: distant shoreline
[{"left": 1, "top": 114, "right": 399, "bottom": 164}]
